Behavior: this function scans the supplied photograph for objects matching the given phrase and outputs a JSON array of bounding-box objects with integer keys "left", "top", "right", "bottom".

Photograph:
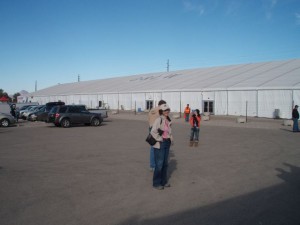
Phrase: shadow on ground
[{"left": 118, "top": 164, "right": 300, "bottom": 225}]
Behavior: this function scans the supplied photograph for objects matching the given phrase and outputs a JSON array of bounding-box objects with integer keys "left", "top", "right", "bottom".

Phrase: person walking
[
  {"left": 10, "top": 104, "right": 18, "bottom": 122},
  {"left": 189, "top": 109, "right": 201, "bottom": 147},
  {"left": 151, "top": 104, "right": 173, "bottom": 190},
  {"left": 184, "top": 104, "right": 191, "bottom": 122},
  {"left": 292, "top": 105, "right": 299, "bottom": 132},
  {"left": 148, "top": 100, "right": 166, "bottom": 171}
]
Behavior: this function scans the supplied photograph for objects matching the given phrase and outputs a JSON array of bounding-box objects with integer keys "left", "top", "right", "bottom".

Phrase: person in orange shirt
[
  {"left": 189, "top": 109, "right": 201, "bottom": 147},
  {"left": 184, "top": 104, "right": 191, "bottom": 122}
]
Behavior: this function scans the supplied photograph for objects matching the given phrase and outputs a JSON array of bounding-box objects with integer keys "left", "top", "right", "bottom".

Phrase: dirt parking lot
[{"left": 0, "top": 114, "right": 300, "bottom": 225}]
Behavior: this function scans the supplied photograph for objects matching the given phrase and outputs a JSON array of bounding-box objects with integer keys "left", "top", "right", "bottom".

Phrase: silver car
[{"left": 0, "top": 113, "right": 16, "bottom": 127}]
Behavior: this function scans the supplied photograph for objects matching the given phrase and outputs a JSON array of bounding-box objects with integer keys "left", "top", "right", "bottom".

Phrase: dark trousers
[
  {"left": 153, "top": 139, "right": 171, "bottom": 187},
  {"left": 293, "top": 118, "right": 299, "bottom": 132}
]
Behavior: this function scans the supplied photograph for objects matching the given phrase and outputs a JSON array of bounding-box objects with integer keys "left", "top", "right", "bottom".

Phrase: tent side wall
[
  {"left": 228, "top": 91, "right": 257, "bottom": 117},
  {"left": 181, "top": 92, "right": 203, "bottom": 113},
  {"left": 257, "top": 90, "right": 292, "bottom": 118},
  {"left": 215, "top": 91, "right": 227, "bottom": 116},
  {"left": 293, "top": 90, "right": 300, "bottom": 109},
  {"left": 32, "top": 88, "right": 299, "bottom": 119},
  {"left": 162, "top": 92, "right": 181, "bottom": 113}
]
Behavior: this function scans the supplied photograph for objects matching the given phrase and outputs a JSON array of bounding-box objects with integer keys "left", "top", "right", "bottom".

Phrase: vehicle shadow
[{"left": 45, "top": 123, "right": 108, "bottom": 128}]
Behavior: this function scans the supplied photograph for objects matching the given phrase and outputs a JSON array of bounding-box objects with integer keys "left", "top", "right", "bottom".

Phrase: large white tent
[{"left": 31, "top": 59, "right": 300, "bottom": 119}]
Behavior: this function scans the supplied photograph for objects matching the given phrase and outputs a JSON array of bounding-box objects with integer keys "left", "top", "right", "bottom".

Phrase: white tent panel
[
  {"left": 102, "top": 94, "right": 111, "bottom": 109},
  {"left": 228, "top": 91, "right": 257, "bottom": 116},
  {"left": 119, "top": 93, "right": 132, "bottom": 110},
  {"left": 72, "top": 95, "right": 82, "bottom": 104},
  {"left": 56, "top": 96, "right": 67, "bottom": 104},
  {"left": 293, "top": 90, "right": 300, "bottom": 108},
  {"left": 132, "top": 93, "right": 145, "bottom": 111},
  {"left": 152, "top": 92, "right": 163, "bottom": 107},
  {"left": 80, "top": 95, "right": 89, "bottom": 106},
  {"left": 49, "top": 96, "right": 57, "bottom": 102},
  {"left": 202, "top": 92, "right": 215, "bottom": 101},
  {"left": 162, "top": 92, "right": 180, "bottom": 113},
  {"left": 66, "top": 95, "right": 74, "bottom": 104},
  {"left": 181, "top": 92, "right": 202, "bottom": 113},
  {"left": 87, "top": 95, "right": 98, "bottom": 109},
  {"left": 258, "top": 90, "right": 292, "bottom": 118},
  {"left": 215, "top": 91, "right": 228, "bottom": 115},
  {"left": 105, "top": 94, "right": 119, "bottom": 110}
]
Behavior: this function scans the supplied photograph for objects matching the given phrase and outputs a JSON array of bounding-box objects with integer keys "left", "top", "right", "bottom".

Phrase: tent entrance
[
  {"left": 146, "top": 100, "right": 153, "bottom": 110},
  {"left": 203, "top": 101, "right": 214, "bottom": 114}
]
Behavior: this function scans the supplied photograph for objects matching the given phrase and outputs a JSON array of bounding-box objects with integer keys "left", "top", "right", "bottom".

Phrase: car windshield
[
  {"left": 19, "top": 105, "right": 31, "bottom": 110},
  {"left": 49, "top": 106, "right": 59, "bottom": 113},
  {"left": 29, "top": 106, "right": 38, "bottom": 112}
]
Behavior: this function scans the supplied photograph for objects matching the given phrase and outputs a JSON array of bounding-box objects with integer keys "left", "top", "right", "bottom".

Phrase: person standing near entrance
[
  {"left": 148, "top": 100, "right": 166, "bottom": 171},
  {"left": 184, "top": 104, "right": 191, "bottom": 122},
  {"left": 292, "top": 105, "right": 299, "bottom": 132},
  {"left": 189, "top": 109, "right": 201, "bottom": 147}
]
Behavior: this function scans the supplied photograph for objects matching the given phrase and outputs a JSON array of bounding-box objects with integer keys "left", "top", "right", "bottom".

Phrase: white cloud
[
  {"left": 270, "top": 0, "right": 278, "bottom": 8},
  {"left": 263, "top": 0, "right": 278, "bottom": 20},
  {"left": 183, "top": 0, "right": 205, "bottom": 15}
]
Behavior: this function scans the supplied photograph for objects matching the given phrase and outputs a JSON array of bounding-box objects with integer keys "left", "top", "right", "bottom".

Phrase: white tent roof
[{"left": 32, "top": 59, "right": 300, "bottom": 96}]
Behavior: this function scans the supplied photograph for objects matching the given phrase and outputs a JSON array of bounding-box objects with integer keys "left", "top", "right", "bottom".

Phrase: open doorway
[
  {"left": 146, "top": 100, "right": 153, "bottom": 110},
  {"left": 203, "top": 101, "right": 214, "bottom": 114}
]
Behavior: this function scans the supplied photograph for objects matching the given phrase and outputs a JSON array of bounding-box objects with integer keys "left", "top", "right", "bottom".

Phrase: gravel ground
[{"left": 0, "top": 113, "right": 300, "bottom": 225}]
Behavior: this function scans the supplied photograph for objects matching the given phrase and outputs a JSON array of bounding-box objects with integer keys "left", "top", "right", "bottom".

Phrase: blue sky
[{"left": 0, "top": 0, "right": 300, "bottom": 95}]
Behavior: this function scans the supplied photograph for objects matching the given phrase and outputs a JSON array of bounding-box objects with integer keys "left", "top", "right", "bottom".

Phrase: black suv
[{"left": 48, "top": 105, "right": 103, "bottom": 128}]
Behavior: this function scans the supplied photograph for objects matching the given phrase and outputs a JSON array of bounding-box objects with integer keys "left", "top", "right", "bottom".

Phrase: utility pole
[
  {"left": 166, "top": 59, "right": 170, "bottom": 72},
  {"left": 35, "top": 80, "right": 37, "bottom": 92},
  {"left": 78, "top": 74, "right": 80, "bottom": 82}
]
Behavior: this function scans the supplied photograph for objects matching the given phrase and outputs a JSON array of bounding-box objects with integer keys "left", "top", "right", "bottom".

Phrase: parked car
[
  {"left": 48, "top": 105, "right": 103, "bottom": 128},
  {"left": 27, "top": 105, "right": 45, "bottom": 121},
  {"left": 35, "top": 107, "right": 51, "bottom": 122},
  {"left": 19, "top": 105, "right": 38, "bottom": 119},
  {"left": 45, "top": 101, "right": 65, "bottom": 112},
  {"left": 88, "top": 108, "right": 108, "bottom": 118},
  {"left": 34, "top": 102, "right": 65, "bottom": 122},
  {"left": 0, "top": 112, "right": 16, "bottom": 127},
  {"left": 22, "top": 106, "right": 41, "bottom": 120}
]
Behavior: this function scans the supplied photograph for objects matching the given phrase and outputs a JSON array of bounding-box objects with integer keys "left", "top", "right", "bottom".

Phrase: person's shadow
[
  {"left": 168, "top": 150, "right": 177, "bottom": 180},
  {"left": 276, "top": 163, "right": 300, "bottom": 188}
]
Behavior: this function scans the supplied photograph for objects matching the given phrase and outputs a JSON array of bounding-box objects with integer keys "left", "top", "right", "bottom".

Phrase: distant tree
[
  {"left": 13, "top": 93, "right": 20, "bottom": 103},
  {"left": 0, "top": 89, "right": 12, "bottom": 102}
]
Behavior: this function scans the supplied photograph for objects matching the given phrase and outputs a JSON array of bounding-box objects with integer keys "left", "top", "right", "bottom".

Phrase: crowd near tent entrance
[{"left": 30, "top": 59, "right": 300, "bottom": 119}]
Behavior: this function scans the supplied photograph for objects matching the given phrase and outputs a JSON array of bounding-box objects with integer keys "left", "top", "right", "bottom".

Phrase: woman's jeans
[
  {"left": 150, "top": 146, "right": 155, "bottom": 168},
  {"left": 293, "top": 118, "right": 299, "bottom": 132},
  {"left": 190, "top": 127, "right": 200, "bottom": 141},
  {"left": 153, "top": 139, "right": 171, "bottom": 187}
]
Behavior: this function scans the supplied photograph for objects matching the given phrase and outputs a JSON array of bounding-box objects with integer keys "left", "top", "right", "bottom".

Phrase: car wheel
[
  {"left": 91, "top": 118, "right": 101, "bottom": 126},
  {"left": 0, "top": 119, "right": 10, "bottom": 127},
  {"left": 60, "top": 118, "right": 70, "bottom": 128}
]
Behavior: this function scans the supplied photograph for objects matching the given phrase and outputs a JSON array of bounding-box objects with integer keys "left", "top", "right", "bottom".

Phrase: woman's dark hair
[
  {"left": 195, "top": 109, "right": 200, "bottom": 116},
  {"left": 158, "top": 100, "right": 166, "bottom": 106}
]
